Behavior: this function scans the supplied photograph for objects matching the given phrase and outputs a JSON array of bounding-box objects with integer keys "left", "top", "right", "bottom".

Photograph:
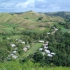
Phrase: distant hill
[
  {"left": 44, "top": 12, "right": 70, "bottom": 18},
  {"left": 0, "top": 11, "right": 64, "bottom": 29}
]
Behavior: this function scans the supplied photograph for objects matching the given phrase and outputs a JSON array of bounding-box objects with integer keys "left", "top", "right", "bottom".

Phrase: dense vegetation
[
  {"left": 0, "top": 60, "right": 70, "bottom": 70},
  {"left": 0, "top": 11, "right": 70, "bottom": 70}
]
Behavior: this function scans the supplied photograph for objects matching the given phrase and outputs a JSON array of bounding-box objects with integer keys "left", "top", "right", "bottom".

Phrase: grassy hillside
[
  {"left": 0, "top": 11, "right": 65, "bottom": 34},
  {"left": 0, "top": 11, "right": 70, "bottom": 70}
]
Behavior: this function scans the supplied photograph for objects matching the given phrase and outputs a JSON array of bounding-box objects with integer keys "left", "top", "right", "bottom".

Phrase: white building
[
  {"left": 53, "top": 27, "right": 58, "bottom": 31},
  {"left": 7, "top": 37, "right": 10, "bottom": 40},
  {"left": 47, "top": 32, "right": 50, "bottom": 34},
  {"left": 47, "top": 54, "right": 53, "bottom": 57},
  {"left": 55, "top": 28, "right": 58, "bottom": 31},
  {"left": 21, "top": 41, "right": 25, "bottom": 44},
  {"left": 44, "top": 47, "right": 48, "bottom": 49},
  {"left": 10, "top": 53, "right": 14, "bottom": 56},
  {"left": 45, "top": 50, "right": 50, "bottom": 54},
  {"left": 18, "top": 40, "right": 22, "bottom": 42},
  {"left": 51, "top": 52, "right": 56, "bottom": 55},
  {"left": 23, "top": 47, "right": 27, "bottom": 52},
  {"left": 10, "top": 44, "right": 16, "bottom": 47},
  {"left": 12, "top": 55, "right": 18, "bottom": 59},
  {"left": 13, "top": 51, "right": 17, "bottom": 54},
  {"left": 39, "top": 40, "right": 44, "bottom": 43},
  {"left": 39, "top": 48, "right": 43, "bottom": 51}
]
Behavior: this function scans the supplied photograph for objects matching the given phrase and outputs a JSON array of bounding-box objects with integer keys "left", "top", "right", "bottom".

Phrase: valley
[{"left": 0, "top": 11, "right": 70, "bottom": 70}]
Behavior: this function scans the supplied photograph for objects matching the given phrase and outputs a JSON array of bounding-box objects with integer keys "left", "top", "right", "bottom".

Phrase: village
[
  {"left": 0, "top": 9, "right": 70, "bottom": 69},
  {"left": 7, "top": 27, "right": 58, "bottom": 60}
]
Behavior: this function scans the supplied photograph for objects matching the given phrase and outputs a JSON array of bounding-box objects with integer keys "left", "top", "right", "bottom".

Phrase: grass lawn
[
  {"left": 21, "top": 43, "right": 43, "bottom": 58},
  {"left": 53, "top": 23, "right": 70, "bottom": 33},
  {"left": 57, "top": 25, "right": 69, "bottom": 33}
]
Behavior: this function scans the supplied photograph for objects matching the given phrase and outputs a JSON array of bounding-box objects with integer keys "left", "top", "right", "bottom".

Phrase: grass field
[
  {"left": 52, "top": 23, "right": 70, "bottom": 33},
  {"left": 56, "top": 24, "right": 70, "bottom": 33},
  {"left": 21, "top": 43, "right": 43, "bottom": 58}
]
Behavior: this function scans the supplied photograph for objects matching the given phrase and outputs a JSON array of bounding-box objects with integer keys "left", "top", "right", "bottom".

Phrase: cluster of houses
[
  {"left": 6, "top": 27, "right": 58, "bottom": 60},
  {"left": 7, "top": 39, "right": 30, "bottom": 60},
  {"left": 7, "top": 43, "right": 18, "bottom": 59},
  {"left": 39, "top": 41, "right": 56, "bottom": 57},
  {"left": 7, "top": 39, "right": 55, "bottom": 60}
]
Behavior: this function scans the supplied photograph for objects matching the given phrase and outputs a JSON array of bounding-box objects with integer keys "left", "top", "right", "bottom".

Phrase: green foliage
[
  {"left": 33, "top": 52, "right": 43, "bottom": 62},
  {"left": 0, "top": 60, "right": 70, "bottom": 70},
  {"left": 0, "top": 11, "right": 70, "bottom": 68},
  {"left": 0, "top": 41, "right": 11, "bottom": 62}
]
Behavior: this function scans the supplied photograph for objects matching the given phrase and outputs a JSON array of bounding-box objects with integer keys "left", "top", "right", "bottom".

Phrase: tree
[{"left": 33, "top": 52, "right": 43, "bottom": 62}]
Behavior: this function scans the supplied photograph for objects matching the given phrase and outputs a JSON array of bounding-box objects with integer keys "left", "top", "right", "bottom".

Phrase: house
[
  {"left": 47, "top": 54, "right": 53, "bottom": 57},
  {"left": 39, "top": 48, "right": 43, "bottom": 51},
  {"left": 51, "top": 52, "right": 56, "bottom": 55},
  {"left": 10, "top": 44, "right": 16, "bottom": 47},
  {"left": 18, "top": 40, "right": 22, "bottom": 42},
  {"left": 7, "top": 37, "right": 10, "bottom": 40},
  {"left": 12, "top": 51, "right": 17, "bottom": 54},
  {"left": 55, "top": 28, "right": 58, "bottom": 31},
  {"left": 39, "top": 40, "right": 44, "bottom": 43},
  {"left": 26, "top": 45, "right": 30, "bottom": 49},
  {"left": 44, "top": 47, "right": 48, "bottom": 49},
  {"left": 23, "top": 47, "right": 27, "bottom": 52},
  {"left": 53, "top": 27, "right": 58, "bottom": 31},
  {"left": 21, "top": 41, "right": 25, "bottom": 44},
  {"left": 10, "top": 53, "right": 14, "bottom": 56},
  {"left": 45, "top": 50, "right": 50, "bottom": 54},
  {"left": 12, "top": 55, "right": 18, "bottom": 59},
  {"left": 47, "top": 32, "right": 50, "bottom": 34}
]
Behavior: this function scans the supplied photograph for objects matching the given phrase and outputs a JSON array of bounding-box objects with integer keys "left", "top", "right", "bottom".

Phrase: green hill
[
  {"left": 0, "top": 11, "right": 70, "bottom": 69},
  {"left": 0, "top": 11, "right": 66, "bottom": 34}
]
